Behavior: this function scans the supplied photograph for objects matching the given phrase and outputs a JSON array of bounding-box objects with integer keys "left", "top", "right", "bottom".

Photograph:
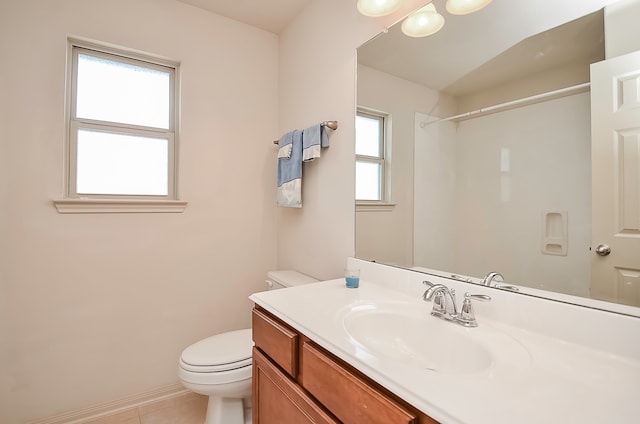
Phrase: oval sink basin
[{"left": 340, "top": 301, "right": 527, "bottom": 375}]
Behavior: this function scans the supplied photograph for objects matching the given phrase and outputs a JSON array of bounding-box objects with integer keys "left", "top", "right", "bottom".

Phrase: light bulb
[
  {"left": 357, "top": 0, "right": 403, "bottom": 17},
  {"left": 446, "top": 0, "right": 493, "bottom": 15},
  {"left": 401, "top": 4, "right": 445, "bottom": 37}
]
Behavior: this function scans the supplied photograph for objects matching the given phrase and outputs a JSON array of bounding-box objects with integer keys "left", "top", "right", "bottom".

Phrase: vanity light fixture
[
  {"left": 445, "top": 0, "right": 493, "bottom": 15},
  {"left": 356, "top": 0, "right": 403, "bottom": 17},
  {"left": 357, "top": 0, "right": 493, "bottom": 38},
  {"left": 401, "top": 4, "right": 445, "bottom": 37}
]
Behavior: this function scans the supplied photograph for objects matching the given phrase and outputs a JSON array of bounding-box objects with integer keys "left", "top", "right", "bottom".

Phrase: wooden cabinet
[
  {"left": 252, "top": 307, "right": 439, "bottom": 424},
  {"left": 253, "top": 347, "right": 338, "bottom": 424}
]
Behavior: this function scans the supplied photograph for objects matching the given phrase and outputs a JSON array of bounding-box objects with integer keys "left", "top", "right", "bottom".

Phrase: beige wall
[
  {"left": 276, "top": 0, "right": 430, "bottom": 279},
  {"left": 0, "top": 0, "right": 278, "bottom": 421},
  {"left": 0, "top": 13, "right": 9, "bottom": 420}
]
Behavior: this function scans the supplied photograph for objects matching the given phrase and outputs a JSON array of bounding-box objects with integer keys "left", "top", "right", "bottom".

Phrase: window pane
[
  {"left": 356, "top": 161, "right": 381, "bottom": 201},
  {"left": 356, "top": 115, "right": 381, "bottom": 157},
  {"left": 76, "top": 130, "right": 169, "bottom": 195},
  {"left": 76, "top": 53, "right": 171, "bottom": 129}
]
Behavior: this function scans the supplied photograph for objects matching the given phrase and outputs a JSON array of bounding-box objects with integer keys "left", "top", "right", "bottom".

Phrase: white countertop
[{"left": 250, "top": 278, "right": 640, "bottom": 424}]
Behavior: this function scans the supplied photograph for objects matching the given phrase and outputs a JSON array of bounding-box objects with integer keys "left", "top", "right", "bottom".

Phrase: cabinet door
[{"left": 253, "top": 348, "right": 339, "bottom": 424}]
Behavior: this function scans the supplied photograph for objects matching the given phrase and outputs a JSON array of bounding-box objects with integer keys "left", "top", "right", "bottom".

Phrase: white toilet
[{"left": 177, "top": 270, "right": 318, "bottom": 424}]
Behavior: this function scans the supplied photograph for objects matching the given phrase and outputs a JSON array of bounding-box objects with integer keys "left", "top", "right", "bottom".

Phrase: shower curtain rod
[{"left": 420, "top": 82, "right": 591, "bottom": 128}]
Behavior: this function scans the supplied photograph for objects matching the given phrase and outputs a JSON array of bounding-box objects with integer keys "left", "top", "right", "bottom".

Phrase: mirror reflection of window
[{"left": 356, "top": 110, "right": 387, "bottom": 202}]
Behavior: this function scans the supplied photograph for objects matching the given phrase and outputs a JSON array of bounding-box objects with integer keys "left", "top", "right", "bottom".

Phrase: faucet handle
[
  {"left": 495, "top": 284, "right": 519, "bottom": 292},
  {"left": 465, "top": 293, "right": 491, "bottom": 302},
  {"left": 456, "top": 293, "right": 491, "bottom": 327}
]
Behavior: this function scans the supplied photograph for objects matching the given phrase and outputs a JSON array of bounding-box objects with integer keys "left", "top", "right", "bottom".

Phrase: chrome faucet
[
  {"left": 422, "top": 282, "right": 458, "bottom": 318},
  {"left": 422, "top": 281, "right": 491, "bottom": 327},
  {"left": 481, "top": 272, "right": 504, "bottom": 286},
  {"left": 480, "top": 272, "right": 519, "bottom": 292}
]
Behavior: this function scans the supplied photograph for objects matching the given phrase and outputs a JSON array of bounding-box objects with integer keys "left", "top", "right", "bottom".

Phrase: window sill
[
  {"left": 356, "top": 202, "right": 396, "bottom": 212},
  {"left": 53, "top": 199, "right": 188, "bottom": 214}
]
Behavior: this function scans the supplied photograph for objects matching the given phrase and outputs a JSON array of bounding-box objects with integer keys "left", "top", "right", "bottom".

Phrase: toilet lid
[{"left": 180, "top": 329, "right": 253, "bottom": 372}]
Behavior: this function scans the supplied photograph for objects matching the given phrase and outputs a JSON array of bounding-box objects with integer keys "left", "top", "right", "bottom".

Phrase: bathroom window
[
  {"left": 65, "top": 40, "right": 179, "bottom": 202},
  {"left": 356, "top": 110, "right": 387, "bottom": 202}
]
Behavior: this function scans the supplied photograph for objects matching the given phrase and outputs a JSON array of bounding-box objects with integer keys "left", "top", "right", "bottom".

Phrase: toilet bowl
[
  {"left": 178, "top": 270, "right": 318, "bottom": 424},
  {"left": 178, "top": 329, "right": 253, "bottom": 424}
]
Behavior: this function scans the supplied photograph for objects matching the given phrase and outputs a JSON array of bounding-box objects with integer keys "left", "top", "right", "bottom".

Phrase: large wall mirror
[{"left": 355, "top": 0, "right": 640, "bottom": 313}]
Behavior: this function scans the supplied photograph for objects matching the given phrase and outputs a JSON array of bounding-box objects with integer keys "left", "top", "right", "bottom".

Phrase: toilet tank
[{"left": 266, "top": 270, "right": 318, "bottom": 290}]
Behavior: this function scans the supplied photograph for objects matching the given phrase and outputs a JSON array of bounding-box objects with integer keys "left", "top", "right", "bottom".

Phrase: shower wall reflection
[{"left": 414, "top": 94, "right": 591, "bottom": 296}]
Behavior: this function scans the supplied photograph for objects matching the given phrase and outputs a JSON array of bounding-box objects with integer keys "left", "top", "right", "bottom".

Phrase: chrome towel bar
[{"left": 273, "top": 120, "right": 338, "bottom": 144}]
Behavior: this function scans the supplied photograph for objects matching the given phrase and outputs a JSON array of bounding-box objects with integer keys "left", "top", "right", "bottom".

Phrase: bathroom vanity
[
  {"left": 252, "top": 306, "right": 437, "bottom": 423},
  {"left": 249, "top": 259, "right": 640, "bottom": 423}
]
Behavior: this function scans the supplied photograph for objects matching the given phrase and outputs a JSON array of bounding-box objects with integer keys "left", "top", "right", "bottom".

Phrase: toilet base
[
  {"left": 205, "top": 396, "right": 245, "bottom": 424},
  {"left": 178, "top": 377, "right": 251, "bottom": 424}
]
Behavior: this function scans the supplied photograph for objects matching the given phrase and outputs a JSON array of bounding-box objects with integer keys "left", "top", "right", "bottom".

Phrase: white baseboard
[{"left": 28, "top": 383, "right": 189, "bottom": 424}]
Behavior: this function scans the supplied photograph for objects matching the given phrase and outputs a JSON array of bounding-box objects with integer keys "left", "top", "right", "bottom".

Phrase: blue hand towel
[
  {"left": 277, "top": 130, "right": 303, "bottom": 208},
  {"left": 302, "top": 124, "right": 329, "bottom": 162},
  {"left": 277, "top": 131, "right": 293, "bottom": 159}
]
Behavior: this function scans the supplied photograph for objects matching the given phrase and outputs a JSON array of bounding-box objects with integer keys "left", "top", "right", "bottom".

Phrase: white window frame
[
  {"left": 356, "top": 109, "right": 392, "bottom": 209},
  {"left": 54, "top": 39, "right": 186, "bottom": 213}
]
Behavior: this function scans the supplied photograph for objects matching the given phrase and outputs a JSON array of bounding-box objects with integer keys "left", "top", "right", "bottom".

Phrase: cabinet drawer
[
  {"left": 252, "top": 308, "right": 299, "bottom": 377},
  {"left": 302, "top": 342, "right": 418, "bottom": 424}
]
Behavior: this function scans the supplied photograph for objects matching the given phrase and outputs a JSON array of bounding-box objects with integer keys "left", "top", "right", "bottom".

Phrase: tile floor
[{"left": 84, "top": 392, "right": 207, "bottom": 424}]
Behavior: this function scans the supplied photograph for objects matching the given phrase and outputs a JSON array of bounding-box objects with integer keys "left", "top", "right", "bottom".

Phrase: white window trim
[
  {"left": 355, "top": 202, "right": 396, "bottom": 212},
  {"left": 54, "top": 38, "right": 186, "bottom": 214},
  {"left": 53, "top": 199, "right": 188, "bottom": 214}
]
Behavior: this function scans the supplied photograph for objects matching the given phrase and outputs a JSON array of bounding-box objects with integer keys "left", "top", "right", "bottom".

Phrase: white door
[{"left": 590, "top": 49, "right": 640, "bottom": 306}]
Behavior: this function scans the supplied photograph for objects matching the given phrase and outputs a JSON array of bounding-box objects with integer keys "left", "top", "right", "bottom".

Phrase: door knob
[{"left": 595, "top": 244, "right": 611, "bottom": 256}]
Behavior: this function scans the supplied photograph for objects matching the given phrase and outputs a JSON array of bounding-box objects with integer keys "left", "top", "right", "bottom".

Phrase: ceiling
[
  {"left": 442, "top": 10, "right": 604, "bottom": 97},
  {"left": 176, "top": 0, "right": 311, "bottom": 34},
  {"left": 176, "top": 0, "right": 621, "bottom": 97}
]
